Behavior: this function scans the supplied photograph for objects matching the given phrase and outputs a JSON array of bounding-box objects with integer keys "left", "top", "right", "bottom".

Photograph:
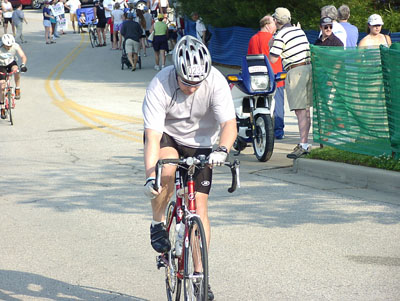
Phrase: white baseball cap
[{"left": 368, "top": 14, "right": 384, "bottom": 26}]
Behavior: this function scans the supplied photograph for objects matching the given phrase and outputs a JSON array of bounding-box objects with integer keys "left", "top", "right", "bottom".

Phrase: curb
[{"left": 293, "top": 158, "right": 400, "bottom": 194}]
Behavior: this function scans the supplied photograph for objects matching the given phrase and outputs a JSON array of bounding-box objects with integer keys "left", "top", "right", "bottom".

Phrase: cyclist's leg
[
  {"left": 151, "top": 145, "right": 178, "bottom": 222},
  {"left": 145, "top": 132, "right": 181, "bottom": 252},
  {"left": 11, "top": 64, "right": 19, "bottom": 86},
  {"left": 195, "top": 193, "right": 210, "bottom": 249}
]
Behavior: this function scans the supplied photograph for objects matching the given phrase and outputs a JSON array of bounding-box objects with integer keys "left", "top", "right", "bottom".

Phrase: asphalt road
[{"left": 0, "top": 11, "right": 399, "bottom": 301}]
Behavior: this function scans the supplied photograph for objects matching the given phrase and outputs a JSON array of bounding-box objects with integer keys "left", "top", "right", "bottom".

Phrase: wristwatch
[{"left": 215, "top": 146, "right": 228, "bottom": 153}]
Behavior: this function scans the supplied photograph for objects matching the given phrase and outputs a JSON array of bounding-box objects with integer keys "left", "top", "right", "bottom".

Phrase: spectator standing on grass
[
  {"left": 2, "top": 0, "right": 15, "bottom": 36},
  {"left": 320, "top": 5, "right": 347, "bottom": 48},
  {"left": 247, "top": 15, "right": 285, "bottom": 139},
  {"left": 111, "top": 2, "right": 124, "bottom": 50},
  {"left": 358, "top": 14, "right": 391, "bottom": 48},
  {"left": 269, "top": 7, "right": 313, "bottom": 159},
  {"left": 65, "top": 0, "right": 81, "bottom": 34},
  {"left": 338, "top": 4, "right": 358, "bottom": 48},
  {"left": 12, "top": 3, "right": 28, "bottom": 44}
]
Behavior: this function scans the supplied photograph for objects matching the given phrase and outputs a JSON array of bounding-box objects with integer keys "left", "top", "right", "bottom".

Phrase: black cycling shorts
[
  {"left": 146, "top": 132, "right": 213, "bottom": 195},
  {"left": 0, "top": 61, "right": 17, "bottom": 80}
]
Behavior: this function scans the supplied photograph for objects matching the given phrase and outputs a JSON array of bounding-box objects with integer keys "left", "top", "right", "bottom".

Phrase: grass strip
[{"left": 306, "top": 146, "right": 400, "bottom": 172}]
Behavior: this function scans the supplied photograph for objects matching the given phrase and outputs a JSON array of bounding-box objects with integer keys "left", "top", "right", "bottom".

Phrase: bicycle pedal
[{"left": 156, "top": 255, "right": 168, "bottom": 269}]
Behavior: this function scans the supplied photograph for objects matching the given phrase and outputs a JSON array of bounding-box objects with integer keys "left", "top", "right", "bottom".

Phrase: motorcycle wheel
[{"left": 252, "top": 114, "right": 274, "bottom": 162}]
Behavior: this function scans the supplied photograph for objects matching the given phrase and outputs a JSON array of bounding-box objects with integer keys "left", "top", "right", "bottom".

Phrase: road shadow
[
  {"left": 1, "top": 150, "right": 397, "bottom": 228},
  {"left": 0, "top": 270, "right": 147, "bottom": 300}
]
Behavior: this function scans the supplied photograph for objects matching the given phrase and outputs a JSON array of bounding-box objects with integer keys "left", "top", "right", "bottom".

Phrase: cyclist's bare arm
[
  {"left": 218, "top": 118, "right": 237, "bottom": 151},
  {"left": 144, "top": 128, "right": 163, "bottom": 179},
  {"left": 15, "top": 46, "right": 27, "bottom": 66}
]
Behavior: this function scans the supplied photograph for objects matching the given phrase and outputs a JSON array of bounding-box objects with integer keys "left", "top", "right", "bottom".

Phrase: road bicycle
[
  {"left": 88, "top": 22, "right": 99, "bottom": 48},
  {"left": 0, "top": 69, "right": 18, "bottom": 125},
  {"left": 155, "top": 155, "right": 240, "bottom": 300}
]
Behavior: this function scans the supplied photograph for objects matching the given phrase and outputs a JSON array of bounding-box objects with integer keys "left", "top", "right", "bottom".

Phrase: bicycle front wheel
[
  {"left": 165, "top": 201, "right": 182, "bottom": 300},
  {"left": 7, "top": 92, "right": 13, "bottom": 125},
  {"left": 184, "top": 216, "right": 208, "bottom": 301},
  {"left": 89, "top": 30, "right": 95, "bottom": 48}
]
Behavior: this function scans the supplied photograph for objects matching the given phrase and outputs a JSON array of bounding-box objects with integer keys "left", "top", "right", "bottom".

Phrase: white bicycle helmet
[
  {"left": 2, "top": 34, "right": 15, "bottom": 47},
  {"left": 173, "top": 35, "right": 211, "bottom": 83}
]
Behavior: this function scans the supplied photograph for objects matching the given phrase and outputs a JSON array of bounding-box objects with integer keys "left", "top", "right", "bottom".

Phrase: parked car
[{"left": 9, "top": 0, "right": 44, "bottom": 9}]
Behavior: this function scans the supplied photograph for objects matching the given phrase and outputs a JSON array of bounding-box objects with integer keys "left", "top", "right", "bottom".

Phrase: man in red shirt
[{"left": 248, "top": 15, "right": 285, "bottom": 139}]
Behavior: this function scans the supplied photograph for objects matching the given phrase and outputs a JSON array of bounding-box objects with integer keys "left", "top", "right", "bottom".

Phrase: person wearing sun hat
[
  {"left": 315, "top": 16, "right": 344, "bottom": 47},
  {"left": 358, "top": 14, "right": 392, "bottom": 48}
]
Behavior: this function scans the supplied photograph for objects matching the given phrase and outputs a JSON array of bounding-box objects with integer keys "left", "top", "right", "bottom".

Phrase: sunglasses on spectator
[
  {"left": 178, "top": 77, "right": 203, "bottom": 87},
  {"left": 323, "top": 25, "right": 332, "bottom": 30}
]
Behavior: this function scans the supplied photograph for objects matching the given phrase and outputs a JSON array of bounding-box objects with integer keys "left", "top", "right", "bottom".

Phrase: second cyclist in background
[{"left": 0, "top": 34, "right": 27, "bottom": 119}]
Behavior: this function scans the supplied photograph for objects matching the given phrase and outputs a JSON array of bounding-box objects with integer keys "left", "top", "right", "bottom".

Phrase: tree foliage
[{"left": 177, "top": 0, "right": 400, "bottom": 32}]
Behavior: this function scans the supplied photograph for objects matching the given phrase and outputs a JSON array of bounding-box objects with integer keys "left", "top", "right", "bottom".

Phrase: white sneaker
[
  {"left": 161, "top": 65, "right": 165, "bottom": 69},
  {"left": 154, "top": 65, "right": 160, "bottom": 71}
]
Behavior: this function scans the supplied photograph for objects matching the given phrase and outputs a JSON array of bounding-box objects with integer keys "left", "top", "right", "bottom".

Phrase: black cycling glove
[{"left": 20, "top": 64, "right": 27, "bottom": 73}]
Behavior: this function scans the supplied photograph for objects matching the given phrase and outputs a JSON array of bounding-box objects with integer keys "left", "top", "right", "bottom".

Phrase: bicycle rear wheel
[
  {"left": 165, "top": 201, "right": 182, "bottom": 300},
  {"left": 184, "top": 216, "right": 208, "bottom": 301}
]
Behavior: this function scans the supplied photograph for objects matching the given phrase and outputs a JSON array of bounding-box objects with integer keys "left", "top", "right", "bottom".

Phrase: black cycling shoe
[{"left": 150, "top": 223, "right": 171, "bottom": 253}]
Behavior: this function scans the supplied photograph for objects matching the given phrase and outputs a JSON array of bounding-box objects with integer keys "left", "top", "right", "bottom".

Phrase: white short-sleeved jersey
[
  {"left": 142, "top": 66, "right": 235, "bottom": 148},
  {"left": 0, "top": 44, "right": 19, "bottom": 66}
]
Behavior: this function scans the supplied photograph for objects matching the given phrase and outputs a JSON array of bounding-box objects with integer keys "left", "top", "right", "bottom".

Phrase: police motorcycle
[{"left": 227, "top": 54, "right": 286, "bottom": 162}]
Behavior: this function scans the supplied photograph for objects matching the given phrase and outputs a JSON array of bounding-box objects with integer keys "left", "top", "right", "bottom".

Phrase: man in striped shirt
[{"left": 268, "top": 7, "right": 313, "bottom": 159}]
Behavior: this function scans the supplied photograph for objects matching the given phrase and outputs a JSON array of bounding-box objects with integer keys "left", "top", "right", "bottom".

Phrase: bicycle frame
[
  {"left": 0, "top": 69, "right": 18, "bottom": 125},
  {"left": 155, "top": 156, "right": 240, "bottom": 299}
]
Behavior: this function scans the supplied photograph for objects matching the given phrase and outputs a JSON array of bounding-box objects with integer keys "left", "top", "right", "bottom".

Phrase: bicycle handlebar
[{"left": 154, "top": 156, "right": 240, "bottom": 193}]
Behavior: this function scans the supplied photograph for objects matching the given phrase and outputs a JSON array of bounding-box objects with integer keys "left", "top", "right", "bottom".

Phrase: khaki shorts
[
  {"left": 125, "top": 39, "right": 140, "bottom": 54},
  {"left": 70, "top": 13, "right": 78, "bottom": 22},
  {"left": 285, "top": 64, "right": 313, "bottom": 111}
]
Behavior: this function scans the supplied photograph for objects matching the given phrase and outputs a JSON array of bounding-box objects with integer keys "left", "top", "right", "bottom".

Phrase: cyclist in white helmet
[
  {"left": 142, "top": 35, "right": 236, "bottom": 300},
  {"left": 0, "top": 33, "right": 27, "bottom": 119}
]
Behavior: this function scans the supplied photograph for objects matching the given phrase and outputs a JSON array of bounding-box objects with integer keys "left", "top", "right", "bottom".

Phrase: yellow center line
[{"left": 45, "top": 34, "right": 143, "bottom": 143}]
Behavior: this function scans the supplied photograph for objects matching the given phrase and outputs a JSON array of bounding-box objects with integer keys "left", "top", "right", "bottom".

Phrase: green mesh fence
[
  {"left": 381, "top": 46, "right": 400, "bottom": 156},
  {"left": 390, "top": 42, "right": 400, "bottom": 50},
  {"left": 310, "top": 45, "right": 392, "bottom": 157}
]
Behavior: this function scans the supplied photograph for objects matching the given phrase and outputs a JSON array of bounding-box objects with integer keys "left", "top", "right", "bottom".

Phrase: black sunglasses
[
  {"left": 323, "top": 25, "right": 332, "bottom": 30},
  {"left": 178, "top": 77, "right": 203, "bottom": 87}
]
